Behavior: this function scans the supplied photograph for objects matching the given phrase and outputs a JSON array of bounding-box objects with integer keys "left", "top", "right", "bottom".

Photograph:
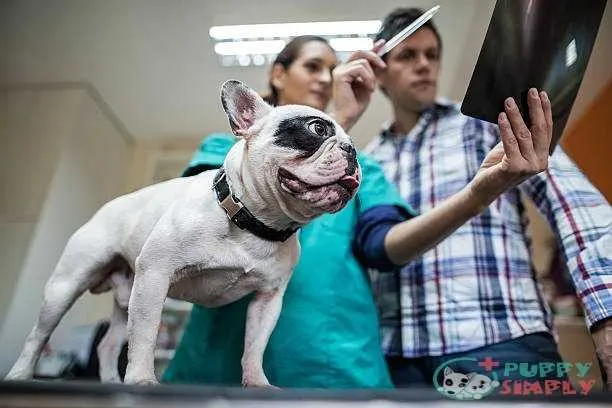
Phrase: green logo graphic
[
  {"left": 433, "top": 357, "right": 597, "bottom": 399},
  {"left": 433, "top": 357, "right": 500, "bottom": 400}
]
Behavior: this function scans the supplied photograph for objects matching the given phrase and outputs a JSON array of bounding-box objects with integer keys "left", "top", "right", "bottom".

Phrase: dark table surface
[{"left": 1, "top": 380, "right": 611, "bottom": 408}]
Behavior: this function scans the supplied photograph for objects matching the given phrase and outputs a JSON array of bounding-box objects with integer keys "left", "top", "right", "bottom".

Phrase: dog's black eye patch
[{"left": 273, "top": 116, "right": 336, "bottom": 156}]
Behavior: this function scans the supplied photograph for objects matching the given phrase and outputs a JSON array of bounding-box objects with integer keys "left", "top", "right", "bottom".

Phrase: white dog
[
  {"left": 5, "top": 80, "right": 361, "bottom": 387},
  {"left": 438, "top": 367, "right": 470, "bottom": 398}
]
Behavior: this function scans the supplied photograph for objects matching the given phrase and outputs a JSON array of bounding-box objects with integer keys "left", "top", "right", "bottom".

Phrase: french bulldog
[{"left": 5, "top": 80, "right": 361, "bottom": 387}]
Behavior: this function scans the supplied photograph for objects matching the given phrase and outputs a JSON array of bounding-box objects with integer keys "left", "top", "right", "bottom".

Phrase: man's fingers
[
  {"left": 498, "top": 112, "right": 521, "bottom": 162},
  {"left": 541, "top": 91, "right": 553, "bottom": 150},
  {"left": 526, "top": 88, "right": 549, "bottom": 159},
  {"left": 504, "top": 97, "right": 536, "bottom": 162}
]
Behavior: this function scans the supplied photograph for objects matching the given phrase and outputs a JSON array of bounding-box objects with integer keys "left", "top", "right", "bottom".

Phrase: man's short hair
[{"left": 375, "top": 7, "right": 443, "bottom": 60}]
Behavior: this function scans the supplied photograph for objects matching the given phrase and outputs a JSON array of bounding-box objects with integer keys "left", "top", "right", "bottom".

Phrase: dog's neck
[{"left": 223, "top": 145, "right": 302, "bottom": 232}]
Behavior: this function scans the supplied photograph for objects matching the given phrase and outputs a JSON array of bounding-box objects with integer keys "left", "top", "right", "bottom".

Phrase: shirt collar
[{"left": 380, "top": 98, "right": 458, "bottom": 139}]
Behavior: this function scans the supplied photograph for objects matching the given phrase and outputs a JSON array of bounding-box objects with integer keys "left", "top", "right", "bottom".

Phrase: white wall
[
  {"left": 0, "top": 85, "right": 134, "bottom": 375},
  {"left": 0, "top": 88, "right": 82, "bottom": 328}
]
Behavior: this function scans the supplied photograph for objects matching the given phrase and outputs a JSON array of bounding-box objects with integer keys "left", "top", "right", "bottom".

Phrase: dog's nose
[
  {"left": 339, "top": 142, "right": 357, "bottom": 175},
  {"left": 339, "top": 142, "right": 356, "bottom": 157}
]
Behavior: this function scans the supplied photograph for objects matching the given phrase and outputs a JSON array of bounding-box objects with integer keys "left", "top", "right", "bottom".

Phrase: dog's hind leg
[
  {"left": 97, "top": 270, "right": 131, "bottom": 383},
  {"left": 97, "top": 298, "right": 128, "bottom": 383},
  {"left": 5, "top": 241, "right": 116, "bottom": 380}
]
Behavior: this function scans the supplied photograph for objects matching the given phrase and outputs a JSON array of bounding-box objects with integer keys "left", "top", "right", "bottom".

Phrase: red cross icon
[{"left": 478, "top": 357, "right": 500, "bottom": 372}]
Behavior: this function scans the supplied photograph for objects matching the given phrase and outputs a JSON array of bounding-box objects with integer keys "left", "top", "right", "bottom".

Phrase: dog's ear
[{"left": 221, "top": 80, "right": 272, "bottom": 138}]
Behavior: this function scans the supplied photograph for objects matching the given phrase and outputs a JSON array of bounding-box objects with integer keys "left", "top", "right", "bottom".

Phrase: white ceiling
[{"left": 1, "top": 0, "right": 611, "bottom": 147}]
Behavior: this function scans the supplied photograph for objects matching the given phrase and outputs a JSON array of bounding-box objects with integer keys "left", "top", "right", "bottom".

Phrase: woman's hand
[
  {"left": 468, "top": 88, "right": 553, "bottom": 207},
  {"left": 330, "top": 40, "right": 386, "bottom": 132}
]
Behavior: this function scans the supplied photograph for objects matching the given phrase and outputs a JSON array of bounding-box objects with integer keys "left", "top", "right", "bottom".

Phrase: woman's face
[{"left": 273, "top": 41, "right": 337, "bottom": 111}]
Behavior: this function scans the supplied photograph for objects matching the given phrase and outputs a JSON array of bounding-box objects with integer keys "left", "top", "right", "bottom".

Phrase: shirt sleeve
[
  {"left": 352, "top": 152, "right": 417, "bottom": 271},
  {"left": 353, "top": 205, "right": 414, "bottom": 271},
  {"left": 518, "top": 146, "right": 612, "bottom": 328}
]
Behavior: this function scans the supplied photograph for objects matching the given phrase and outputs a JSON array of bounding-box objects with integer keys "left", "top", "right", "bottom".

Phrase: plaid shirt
[{"left": 364, "top": 100, "right": 612, "bottom": 358}]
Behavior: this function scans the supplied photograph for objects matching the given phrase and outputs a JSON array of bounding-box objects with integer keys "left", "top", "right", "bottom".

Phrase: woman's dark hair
[
  {"left": 375, "top": 7, "right": 443, "bottom": 61},
  {"left": 262, "top": 35, "right": 332, "bottom": 106}
]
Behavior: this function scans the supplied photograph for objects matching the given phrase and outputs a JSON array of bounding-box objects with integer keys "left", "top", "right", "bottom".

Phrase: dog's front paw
[
  {"left": 4, "top": 369, "right": 33, "bottom": 381},
  {"left": 135, "top": 379, "right": 159, "bottom": 386},
  {"left": 124, "top": 374, "right": 159, "bottom": 386},
  {"left": 100, "top": 375, "right": 122, "bottom": 384},
  {"left": 242, "top": 380, "right": 280, "bottom": 390}
]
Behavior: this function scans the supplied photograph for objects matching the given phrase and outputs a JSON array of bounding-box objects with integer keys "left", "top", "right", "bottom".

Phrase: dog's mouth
[{"left": 277, "top": 167, "right": 360, "bottom": 195}]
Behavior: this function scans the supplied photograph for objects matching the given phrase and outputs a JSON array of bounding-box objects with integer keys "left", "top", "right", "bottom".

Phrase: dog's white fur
[{"left": 5, "top": 80, "right": 361, "bottom": 387}]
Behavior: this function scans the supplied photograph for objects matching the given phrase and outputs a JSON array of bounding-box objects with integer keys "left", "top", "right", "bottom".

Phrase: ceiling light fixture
[
  {"left": 209, "top": 20, "right": 381, "bottom": 40},
  {"left": 214, "top": 40, "right": 287, "bottom": 56},
  {"left": 210, "top": 20, "right": 381, "bottom": 66},
  {"left": 329, "top": 37, "right": 374, "bottom": 52}
]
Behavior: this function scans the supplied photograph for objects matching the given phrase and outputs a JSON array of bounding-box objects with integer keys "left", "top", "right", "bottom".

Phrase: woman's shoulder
[
  {"left": 355, "top": 151, "right": 392, "bottom": 189},
  {"left": 183, "top": 132, "right": 237, "bottom": 176},
  {"left": 199, "top": 132, "right": 238, "bottom": 148},
  {"left": 355, "top": 151, "right": 415, "bottom": 215},
  {"left": 356, "top": 151, "right": 382, "bottom": 169}
]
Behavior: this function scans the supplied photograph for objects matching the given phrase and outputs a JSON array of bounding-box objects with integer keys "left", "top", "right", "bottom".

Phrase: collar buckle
[
  {"left": 220, "top": 194, "right": 244, "bottom": 221},
  {"left": 213, "top": 170, "right": 244, "bottom": 221},
  {"left": 213, "top": 167, "right": 299, "bottom": 242}
]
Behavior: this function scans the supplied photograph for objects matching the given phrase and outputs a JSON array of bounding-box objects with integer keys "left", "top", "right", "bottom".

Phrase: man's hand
[
  {"left": 592, "top": 318, "right": 612, "bottom": 390},
  {"left": 330, "top": 40, "right": 386, "bottom": 132},
  {"left": 468, "top": 88, "right": 553, "bottom": 206}
]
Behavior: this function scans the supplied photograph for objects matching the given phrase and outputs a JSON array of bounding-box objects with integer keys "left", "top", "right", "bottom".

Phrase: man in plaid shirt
[{"left": 364, "top": 8, "right": 612, "bottom": 387}]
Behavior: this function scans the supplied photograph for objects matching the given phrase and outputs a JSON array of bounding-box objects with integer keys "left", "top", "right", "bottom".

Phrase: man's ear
[
  {"left": 376, "top": 73, "right": 388, "bottom": 96},
  {"left": 220, "top": 80, "right": 272, "bottom": 138}
]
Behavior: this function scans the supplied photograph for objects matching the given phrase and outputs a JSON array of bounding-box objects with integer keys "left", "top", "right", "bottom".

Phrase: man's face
[{"left": 377, "top": 27, "right": 441, "bottom": 112}]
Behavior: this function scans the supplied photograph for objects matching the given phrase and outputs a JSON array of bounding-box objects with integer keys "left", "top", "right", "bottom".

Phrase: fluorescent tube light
[
  {"left": 214, "top": 40, "right": 287, "bottom": 56},
  {"left": 214, "top": 37, "right": 374, "bottom": 57},
  {"left": 209, "top": 20, "right": 381, "bottom": 40},
  {"left": 329, "top": 37, "right": 374, "bottom": 52}
]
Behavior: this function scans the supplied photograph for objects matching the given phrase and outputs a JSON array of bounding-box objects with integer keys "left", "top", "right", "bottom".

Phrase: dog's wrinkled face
[
  {"left": 220, "top": 80, "right": 361, "bottom": 223},
  {"left": 267, "top": 105, "right": 361, "bottom": 214}
]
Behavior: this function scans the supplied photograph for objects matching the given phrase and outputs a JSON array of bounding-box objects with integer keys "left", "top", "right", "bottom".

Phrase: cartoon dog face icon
[
  {"left": 437, "top": 367, "right": 470, "bottom": 398},
  {"left": 464, "top": 373, "right": 500, "bottom": 399}
]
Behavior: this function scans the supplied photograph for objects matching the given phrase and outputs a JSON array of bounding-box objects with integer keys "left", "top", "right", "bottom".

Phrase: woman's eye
[
  {"left": 308, "top": 121, "right": 327, "bottom": 137},
  {"left": 305, "top": 62, "right": 319, "bottom": 72}
]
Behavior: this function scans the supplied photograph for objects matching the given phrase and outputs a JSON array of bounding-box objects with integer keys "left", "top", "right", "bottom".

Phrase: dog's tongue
[{"left": 338, "top": 175, "right": 359, "bottom": 190}]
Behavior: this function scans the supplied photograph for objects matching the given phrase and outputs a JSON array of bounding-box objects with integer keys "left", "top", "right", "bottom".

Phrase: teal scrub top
[{"left": 162, "top": 133, "right": 413, "bottom": 389}]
